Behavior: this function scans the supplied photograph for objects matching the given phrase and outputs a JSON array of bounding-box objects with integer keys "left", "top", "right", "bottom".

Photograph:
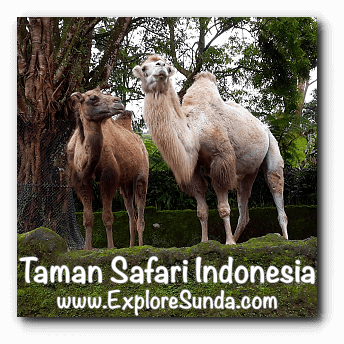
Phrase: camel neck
[
  {"left": 143, "top": 88, "right": 197, "bottom": 185},
  {"left": 79, "top": 119, "right": 104, "bottom": 180}
]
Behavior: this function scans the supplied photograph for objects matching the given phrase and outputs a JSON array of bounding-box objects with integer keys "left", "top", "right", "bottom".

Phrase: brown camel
[
  {"left": 133, "top": 55, "right": 288, "bottom": 245},
  {"left": 67, "top": 88, "right": 149, "bottom": 250}
]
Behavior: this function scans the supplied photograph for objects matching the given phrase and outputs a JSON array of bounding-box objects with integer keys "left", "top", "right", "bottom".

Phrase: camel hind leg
[
  {"left": 262, "top": 133, "right": 288, "bottom": 239},
  {"left": 233, "top": 170, "right": 259, "bottom": 242},
  {"left": 134, "top": 174, "right": 148, "bottom": 246},
  {"left": 120, "top": 183, "right": 138, "bottom": 247}
]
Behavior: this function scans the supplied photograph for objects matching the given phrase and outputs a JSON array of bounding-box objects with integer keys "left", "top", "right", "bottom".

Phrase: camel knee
[
  {"left": 137, "top": 216, "right": 145, "bottom": 232},
  {"left": 218, "top": 205, "right": 230, "bottom": 219},
  {"left": 102, "top": 210, "right": 113, "bottom": 228},
  {"left": 83, "top": 211, "right": 94, "bottom": 229},
  {"left": 197, "top": 203, "right": 208, "bottom": 222}
]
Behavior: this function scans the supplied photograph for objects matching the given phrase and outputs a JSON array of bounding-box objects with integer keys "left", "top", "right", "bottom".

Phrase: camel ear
[
  {"left": 132, "top": 65, "right": 143, "bottom": 78},
  {"left": 71, "top": 92, "right": 84, "bottom": 103}
]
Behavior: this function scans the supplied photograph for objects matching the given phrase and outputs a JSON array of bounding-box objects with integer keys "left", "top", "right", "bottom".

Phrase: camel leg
[
  {"left": 180, "top": 166, "right": 209, "bottom": 242},
  {"left": 233, "top": 171, "right": 259, "bottom": 242},
  {"left": 214, "top": 187, "right": 236, "bottom": 245},
  {"left": 100, "top": 194, "right": 115, "bottom": 249},
  {"left": 262, "top": 159, "right": 288, "bottom": 240},
  {"left": 79, "top": 181, "right": 94, "bottom": 250},
  {"left": 195, "top": 193, "right": 209, "bottom": 242},
  {"left": 83, "top": 200, "right": 94, "bottom": 250},
  {"left": 121, "top": 184, "right": 138, "bottom": 247},
  {"left": 265, "top": 169, "right": 288, "bottom": 239},
  {"left": 134, "top": 176, "right": 148, "bottom": 246},
  {"left": 71, "top": 170, "right": 94, "bottom": 250},
  {"left": 99, "top": 169, "right": 118, "bottom": 249}
]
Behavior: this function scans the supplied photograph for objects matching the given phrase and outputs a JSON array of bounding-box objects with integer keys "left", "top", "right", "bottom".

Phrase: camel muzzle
[
  {"left": 153, "top": 72, "right": 168, "bottom": 82},
  {"left": 113, "top": 102, "right": 125, "bottom": 112}
]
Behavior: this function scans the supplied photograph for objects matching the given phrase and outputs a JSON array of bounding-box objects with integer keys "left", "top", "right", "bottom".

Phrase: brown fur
[
  {"left": 115, "top": 110, "right": 134, "bottom": 132},
  {"left": 67, "top": 88, "right": 149, "bottom": 250}
]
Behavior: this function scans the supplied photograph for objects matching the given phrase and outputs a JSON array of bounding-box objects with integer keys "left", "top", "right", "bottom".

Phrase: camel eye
[
  {"left": 89, "top": 95, "right": 99, "bottom": 102},
  {"left": 142, "top": 66, "right": 146, "bottom": 72},
  {"left": 167, "top": 67, "right": 172, "bottom": 73}
]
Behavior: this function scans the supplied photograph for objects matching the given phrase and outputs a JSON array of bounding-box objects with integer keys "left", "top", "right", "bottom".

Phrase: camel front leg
[
  {"left": 180, "top": 167, "right": 209, "bottom": 243},
  {"left": 101, "top": 196, "right": 115, "bottom": 249},
  {"left": 214, "top": 187, "right": 235, "bottom": 245},
  {"left": 100, "top": 171, "right": 117, "bottom": 249},
  {"left": 82, "top": 198, "right": 94, "bottom": 250}
]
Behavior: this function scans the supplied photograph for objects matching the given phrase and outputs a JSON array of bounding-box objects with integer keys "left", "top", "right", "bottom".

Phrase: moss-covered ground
[
  {"left": 76, "top": 205, "right": 317, "bottom": 248},
  {"left": 17, "top": 227, "right": 317, "bottom": 317}
]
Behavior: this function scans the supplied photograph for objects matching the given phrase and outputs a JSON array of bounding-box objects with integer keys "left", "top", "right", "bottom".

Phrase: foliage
[
  {"left": 302, "top": 89, "right": 318, "bottom": 166},
  {"left": 141, "top": 135, "right": 169, "bottom": 172},
  {"left": 17, "top": 17, "right": 317, "bottom": 224},
  {"left": 107, "top": 17, "right": 317, "bottom": 167},
  {"left": 235, "top": 17, "right": 317, "bottom": 114}
]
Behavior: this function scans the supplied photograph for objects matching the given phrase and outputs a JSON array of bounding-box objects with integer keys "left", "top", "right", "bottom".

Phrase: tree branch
[
  {"left": 165, "top": 18, "right": 190, "bottom": 78},
  {"left": 53, "top": 18, "right": 80, "bottom": 86},
  {"left": 88, "top": 17, "right": 131, "bottom": 89}
]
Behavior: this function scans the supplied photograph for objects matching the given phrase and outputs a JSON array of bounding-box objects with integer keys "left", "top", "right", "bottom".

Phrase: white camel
[{"left": 133, "top": 55, "right": 288, "bottom": 244}]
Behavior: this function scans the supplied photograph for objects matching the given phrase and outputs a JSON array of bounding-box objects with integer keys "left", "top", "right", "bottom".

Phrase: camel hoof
[{"left": 226, "top": 241, "right": 236, "bottom": 245}]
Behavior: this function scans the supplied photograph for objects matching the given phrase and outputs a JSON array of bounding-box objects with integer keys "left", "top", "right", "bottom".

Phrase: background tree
[
  {"left": 17, "top": 17, "right": 131, "bottom": 234},
  {"left": 17, "top": 17, "right": 131, "bottom": 185},
  {"left": 17, "top": 16, "right": 317, "bottom": 227}
]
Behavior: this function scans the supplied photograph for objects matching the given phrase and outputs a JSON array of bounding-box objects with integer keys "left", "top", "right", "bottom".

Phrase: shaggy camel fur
[
  {"left": 133, "top": 55, "right": 288, "bottom": 245},
  {"left": 67, "top": 88, "right": 149, "bottom": 250}
]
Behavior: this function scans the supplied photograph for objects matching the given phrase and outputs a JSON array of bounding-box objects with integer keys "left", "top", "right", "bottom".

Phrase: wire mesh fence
[{"left": 17, "top": 119, "right": 85, "bottom": 250}]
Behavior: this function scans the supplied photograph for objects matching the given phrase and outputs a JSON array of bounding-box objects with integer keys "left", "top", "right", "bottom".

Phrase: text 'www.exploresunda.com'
[{"left": 56, "top": 289, "right": 278, "bottom": 316}]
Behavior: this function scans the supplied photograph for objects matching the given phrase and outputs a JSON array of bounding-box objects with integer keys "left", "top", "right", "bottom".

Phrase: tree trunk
[
  {"left": 297, "top": 78, "right": 310, "bottom": 116},
  {"left": 17, "top": 17, "right": 131, "bottom": 246}
]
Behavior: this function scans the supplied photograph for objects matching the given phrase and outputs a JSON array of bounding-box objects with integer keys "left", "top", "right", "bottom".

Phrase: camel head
[
  {"left": 71, "top": 88, "right": 125, "bottom": 122},
  {"left": 132, "top": 55, "right": 175, "bottom": 94}
]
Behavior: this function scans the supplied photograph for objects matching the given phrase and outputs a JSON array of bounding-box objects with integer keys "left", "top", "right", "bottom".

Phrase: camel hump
[
  {"left": 194, "top": 72, "right": 217, "bottom": 84},
  {"left": 115, "top": 110, "right": 133, "bottom": 131}
]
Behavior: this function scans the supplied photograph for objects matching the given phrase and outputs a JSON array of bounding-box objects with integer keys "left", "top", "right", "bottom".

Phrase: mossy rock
[{"left": 18, "top": 227, "right": 67, "bottom": 259}]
